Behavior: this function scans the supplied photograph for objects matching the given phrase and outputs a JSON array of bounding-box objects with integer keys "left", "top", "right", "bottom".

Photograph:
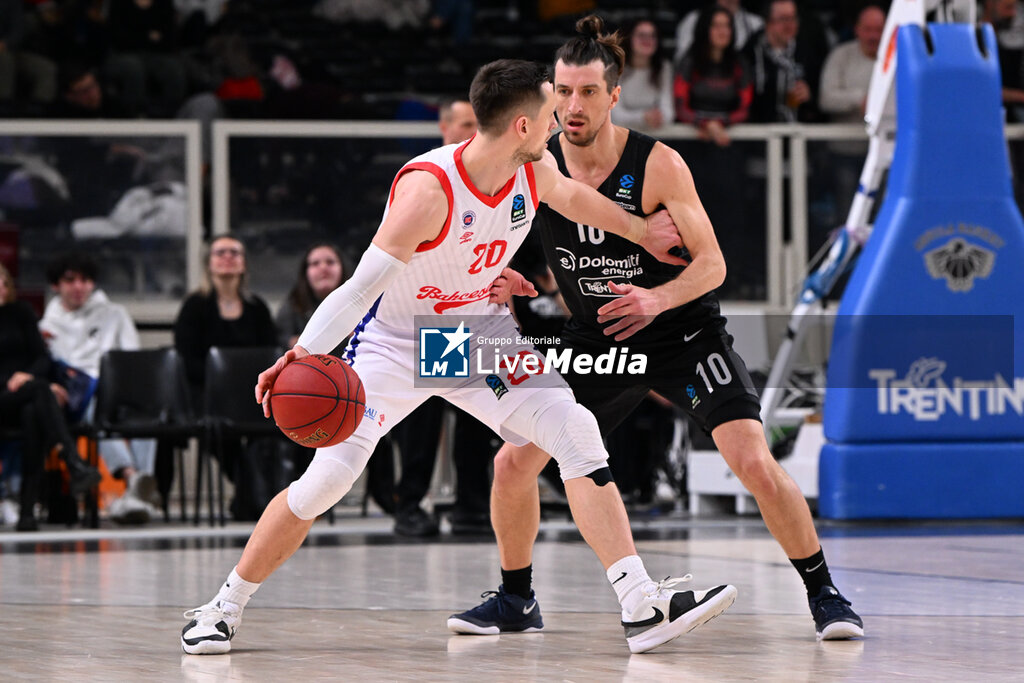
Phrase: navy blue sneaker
[
  {"left": 809, "top": 586, "right": 864, "bottom": 640},
  {"left": 447, "top": 586, "right": 543, "bottom": 635}
]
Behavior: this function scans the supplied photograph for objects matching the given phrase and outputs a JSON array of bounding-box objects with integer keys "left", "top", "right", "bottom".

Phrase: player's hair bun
[{"left": 575, "top": 14, "right": 605, "bottom": 39}]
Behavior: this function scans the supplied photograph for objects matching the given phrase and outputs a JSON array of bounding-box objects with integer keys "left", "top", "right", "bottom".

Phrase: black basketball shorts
[{"left": 556, "top": 324, "right": 762, "bottom": 436}]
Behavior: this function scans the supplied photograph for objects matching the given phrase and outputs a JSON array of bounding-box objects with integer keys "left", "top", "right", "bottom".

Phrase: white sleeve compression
[{"left": 296, "top": 243, "right": 406, "bottom": 354}]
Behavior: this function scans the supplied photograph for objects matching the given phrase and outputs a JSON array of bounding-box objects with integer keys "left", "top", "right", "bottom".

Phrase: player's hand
[
  {"left": 596, "top": 281, "right": 665, "bottom": 341},
  {"left": 488, "top": 267, "right": 538, "bottom": 305},
  {"left": 255, "top": 345, "right": 310, "bottom": 417},
  {"left": 641, "top": 210, "right": 688, "bottom": 266}
]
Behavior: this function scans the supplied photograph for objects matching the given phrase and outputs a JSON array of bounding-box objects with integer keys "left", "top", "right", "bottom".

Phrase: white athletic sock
[
  {"left": 215, "top": 567, "right": 261, "bottom": 610},
  {"left": 606, "top": 555, "right": 656, "bottom": 615}
]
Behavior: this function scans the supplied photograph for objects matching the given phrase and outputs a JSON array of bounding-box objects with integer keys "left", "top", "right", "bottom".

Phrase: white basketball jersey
[{"left": 364, "top": 139, "right": 538, "bottom": 334}]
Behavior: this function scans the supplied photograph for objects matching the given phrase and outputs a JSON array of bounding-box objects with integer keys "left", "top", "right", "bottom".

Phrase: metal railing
[{"left": 5, "top": 119, "right": 1023, "bottom": 320}]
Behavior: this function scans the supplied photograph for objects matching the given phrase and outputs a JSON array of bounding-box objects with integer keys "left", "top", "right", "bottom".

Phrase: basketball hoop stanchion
[
  {"left": 815, "top": 21, "right": 1024, "bottom": 519},
  {"left": 760, "top": 0, "right": 975, "bottom": 440}
]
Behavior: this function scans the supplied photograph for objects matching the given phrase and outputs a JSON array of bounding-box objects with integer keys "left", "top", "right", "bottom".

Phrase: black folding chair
[
  {"left": 203, "top": 346, "right": 286, "bottom": 526},
  {"left": 93, "top": 348, "right": 199, "bottom": 523}
]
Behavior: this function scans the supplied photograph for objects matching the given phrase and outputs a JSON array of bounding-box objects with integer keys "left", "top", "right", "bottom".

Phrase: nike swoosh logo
[
  {"left": 804, "top": 560, "right": 825, "bottom": 573},
  {"left": 612, "top": 571, "right": 628, "bottom": 585},
  {"left": 433, "top": 293, "right": 491, "bottom": 313},
  {"left": 522, "top": 602, "right": 537, "bottom": 615},
  {"left": 621, "top": 607, "right": 664, "bottom": 628},
  {"left": 683, "top": 328, "right": 702, "bottom": 342}
]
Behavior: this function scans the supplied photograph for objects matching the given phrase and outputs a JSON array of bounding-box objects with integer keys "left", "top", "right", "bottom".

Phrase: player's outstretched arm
[
  {"left": 531, "top": 162, "right": 687, "bottom": 266},
  {"left": 255, "top": 170, "right": 448, "bottom": 414}
]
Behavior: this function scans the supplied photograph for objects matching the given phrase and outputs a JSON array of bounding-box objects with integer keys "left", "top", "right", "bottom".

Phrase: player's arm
[
  {"left": 596, "top": 144, "right": 726, "bottom": 340},
  {"left": 256, "top": 170, "right": 448, "bottom": 413},
  {"left": 531, "top": 161, "right": 686, "bottom": 266},
  {"left": 644, "top": 143, "right": 726, "bottom": 306}
]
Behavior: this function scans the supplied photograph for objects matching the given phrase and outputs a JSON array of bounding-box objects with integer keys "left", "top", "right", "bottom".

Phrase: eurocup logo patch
[
  {"left": 419, "top": 322, "right": 472, "bottom": 377},
  {"left": 461, "top": 210, "right": 476, "bottom": 228},
  {"left": 511, "top": 194, "right": 526, "bottom": 223},
  {"left": 616, "top": 174, "right": 634, "bottom": 199}
]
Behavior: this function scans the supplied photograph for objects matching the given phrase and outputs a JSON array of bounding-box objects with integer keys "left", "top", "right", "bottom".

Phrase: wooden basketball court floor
[{"left": 1, "top": 515, "right": 1022, "bottom": 682}]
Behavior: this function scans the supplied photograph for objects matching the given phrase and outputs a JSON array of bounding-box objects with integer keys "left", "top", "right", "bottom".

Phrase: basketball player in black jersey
[{"left": 449, "top": 16, "right": 863, "bottom": 641}]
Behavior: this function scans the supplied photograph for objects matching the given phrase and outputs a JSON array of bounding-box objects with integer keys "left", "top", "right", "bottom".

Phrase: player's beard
[{"left": 562, "top": 112, "right": 607, "bottom": 148}]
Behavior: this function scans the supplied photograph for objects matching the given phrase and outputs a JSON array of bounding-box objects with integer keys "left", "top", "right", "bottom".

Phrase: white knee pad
[
  {"left": 286, "top": 441, "right": 371, "bottom": 520},
  {"left": 504, "top": 391, "right": 609, "bottom": 481}
]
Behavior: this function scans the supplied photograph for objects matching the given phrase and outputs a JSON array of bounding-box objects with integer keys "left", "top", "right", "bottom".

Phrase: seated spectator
[
  {"left": 276, "top": 244, "right": 351, "bottom": 351},
  {"left": 53, "top": 60, "right": 222, "bottom": 167},
  {"left": 104, "top": 0, "right": 188, "bottom": 117},
  {"left": 674, "top": 0, "right": 764, "bottom": 63},
  {"left": 0, "top": 0, "right": 57, "bottom": 111},
  {"left": 0, "top": 262, "right": 102, "bottom": 532},
  {"left": 173, "top": 235, "right": 278, "bottom": 519},
  {"left": 174, "top": 235, "right": 277, "bottom": 407},
  {"left": 744, "top": 0, "right": 828, "bottom": 123},
  {"left": 428, "top": 0, "right": 475, "bottom": 46},
  {"left": 819, "top": 5, "right": 884, "bottom": 222},
  {"left": 675, "top": 5, "right": 753, "bottom": 146},
  {"left": 39, "top": 253, "right": 161, "bottom": 525},
  {"left": 614, "top": 18, "right": 673, "bottom": 132}
]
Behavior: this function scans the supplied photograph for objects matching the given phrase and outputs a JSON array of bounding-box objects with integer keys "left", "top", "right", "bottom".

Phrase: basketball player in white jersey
[{"left": 181, "top": 59, "right": 737, "bottom": 656}]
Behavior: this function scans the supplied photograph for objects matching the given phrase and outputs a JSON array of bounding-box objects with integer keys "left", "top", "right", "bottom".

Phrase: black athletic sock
[
  {"left": 790, "top": 548, "right": 834, "bottom": 598},
  {"left": 501, "top": 566, "right": 533, "bottom": 600}
]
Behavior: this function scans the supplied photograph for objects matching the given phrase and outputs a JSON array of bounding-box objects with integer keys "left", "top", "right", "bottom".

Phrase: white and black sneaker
[
  {"left": 181, "top": 600, "right": 242, "bottom": 654},
  {"left": 621, "top": 575, "right": 737, "bottom": 654}
]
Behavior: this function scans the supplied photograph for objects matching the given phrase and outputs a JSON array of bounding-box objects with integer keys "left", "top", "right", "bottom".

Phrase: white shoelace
[
  {"left": 183, "top": 600, "right": 238, "bottom": 623},
  {"left": 642, "top": 574, "right": 693, "bottom": 598}
]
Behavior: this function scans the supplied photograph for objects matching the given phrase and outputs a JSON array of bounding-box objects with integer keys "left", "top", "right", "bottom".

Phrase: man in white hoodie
[{"left": 40, "top": 253, "right": 160, "bottom": 524}]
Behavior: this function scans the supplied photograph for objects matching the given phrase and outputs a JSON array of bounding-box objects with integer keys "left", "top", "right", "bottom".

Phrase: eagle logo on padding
[{"left": 924, "top": 238, "right": 995, "bottom": 292}]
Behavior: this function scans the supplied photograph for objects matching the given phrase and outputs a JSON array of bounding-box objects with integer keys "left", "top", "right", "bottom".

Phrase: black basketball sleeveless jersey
[{"left": 536, "top": 130, "right": 724, "bottom": 345}]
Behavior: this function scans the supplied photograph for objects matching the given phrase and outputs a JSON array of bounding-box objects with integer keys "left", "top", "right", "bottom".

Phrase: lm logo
[
  {"left": 419, "top": 322, "right": 472, "bottom": 377},
  {"left": 511, "top": 194, "right": 526, "bottom": 223}
]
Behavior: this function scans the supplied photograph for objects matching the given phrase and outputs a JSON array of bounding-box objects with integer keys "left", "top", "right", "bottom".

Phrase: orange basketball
[{"left": 270, "top": 354, "right": 365, "bottom": 448}]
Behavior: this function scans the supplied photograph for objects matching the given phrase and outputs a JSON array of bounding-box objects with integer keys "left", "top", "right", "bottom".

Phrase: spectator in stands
[
  {"left": 52, "top": 61, "right": 130, "bottom": 118},
  {"left": 744, "top": 0, "right": 828, "bottom": 123},
  {"left": 275, "top": 243, "right": 351, "bottom": 352},
  {"left": 0, "top": 262, "right": 102, "bottom": 532},
  {"left": 438, "top": 98, "right": 477, "bottom": 147},
  {"left": 819, "top": 4, "right": 884, "bottom": 221},
  {"left": 175, "top": 235, "right": 277, "bottom": 406},
  {"left": 428, "top": 0, "right": 475, "bottom": 45},
  {"left": 0, "top": 0, "right": 58, "bottom": 111},
  {"left": 981, "top": 0, "right": 1024, "bottom": 121},
  {"left": 105, "top": 0, "right": 188, "bottom": 117},
  {"left": 675, "top": 5, "right": 753, "bottom": 146},
  {"left": 39, "top": 253, "right": 161, "bottom": 525},
  {"left": 53, "top": 60, "right": 222, "bottom": 166},
  {"left": 614, "top": 18, "right": 673, "bottom": 132},
  {"left": 174, "top": 235, "right": 278, "bottom": 519},
  {"left": 674, "top": 0, "right": 764, "bottom": 63}
]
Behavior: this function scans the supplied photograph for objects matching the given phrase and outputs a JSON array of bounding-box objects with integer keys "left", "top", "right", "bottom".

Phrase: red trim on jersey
[
  {"left": 525, "top": 162, "right": 539, "bottom": 210},
  {"left": 387, "top": 162, "right": 454, "bottom": 253},
  {"left": 453, "top": 137, "right": 517, "bottom": 207}
]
